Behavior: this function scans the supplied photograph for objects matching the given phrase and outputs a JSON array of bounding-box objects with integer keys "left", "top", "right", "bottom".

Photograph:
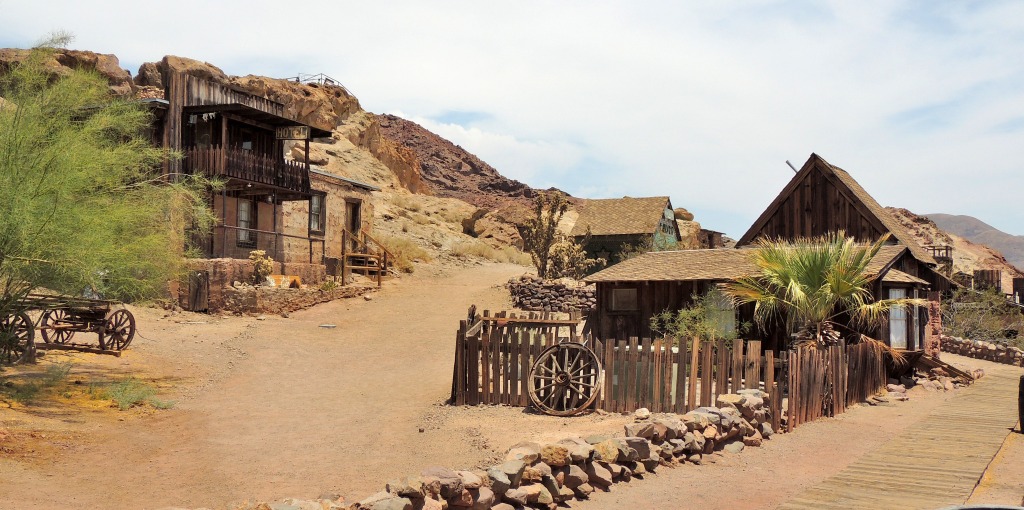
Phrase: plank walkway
[{"left": 779, "top": 371, "right": 1021, "bottom": 510}]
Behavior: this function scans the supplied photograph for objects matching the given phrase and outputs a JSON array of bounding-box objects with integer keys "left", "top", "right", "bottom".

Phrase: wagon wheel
[
  {"left": 41, "top": 308, "right": 76, "bottom": 344},
  {"left": 103, "top": 309, "right": 136, "bottom": 351},
  {"left": 0, "top": 312, "right": 34, "bottom": 365},
  {"left": 528, "top": 342, "right": 603, "bottom": 416}
]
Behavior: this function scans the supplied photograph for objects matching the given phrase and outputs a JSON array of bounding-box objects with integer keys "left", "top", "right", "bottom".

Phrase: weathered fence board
[{"left": 452, "top": 308, "right": 889, "bottom": 433}]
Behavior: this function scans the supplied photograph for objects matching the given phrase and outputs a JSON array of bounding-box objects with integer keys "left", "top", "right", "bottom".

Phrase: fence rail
[{"left": 452, "top": 308, "right": 889, "bottom": 432}]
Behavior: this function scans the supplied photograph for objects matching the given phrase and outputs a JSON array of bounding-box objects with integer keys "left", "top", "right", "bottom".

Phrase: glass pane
[
  {"left": 611, "top": 288, "right": 639, "bottom": 311},
  {"left": 889, "top": 288, "right": 907, "bottom": 349}
]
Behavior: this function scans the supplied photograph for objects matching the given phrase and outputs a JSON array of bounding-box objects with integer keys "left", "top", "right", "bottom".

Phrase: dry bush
[
  {"left": 450, "top": 240, "right": 532, "bottom": 265},
  {"left": 379, "top": 235, "right": 432, "bottom": 273},
  {"left": 391, "top": 193, "right": 424, "bottom": 213}
]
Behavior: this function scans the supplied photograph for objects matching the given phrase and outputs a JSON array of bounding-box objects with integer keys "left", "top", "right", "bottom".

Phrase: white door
[{"left": 889, "top": 288, "right": 907, "bottom": 349}]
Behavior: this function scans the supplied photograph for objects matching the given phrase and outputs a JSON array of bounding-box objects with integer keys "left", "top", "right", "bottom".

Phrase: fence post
[{"left": 1018, "top": 375, "right": 1023, "bottom": 433}]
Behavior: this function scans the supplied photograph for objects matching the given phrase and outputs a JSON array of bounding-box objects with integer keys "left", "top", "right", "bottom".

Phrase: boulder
[
  {"left": 584, "top": 462, "right": 613, "bottom": 488},
  {"left": 449, "top": 489, "right": 474, "bottom": 507},
  {"left": 561, "top": 464, "right": 588, "bottom": 489},
  {"left": 421, "top": 467, "right": 464, "bottom": 499},
  {"left": 491, "top": 504, "right": 515, "bottom": 510},
  {"left": 497, "top": 460, "right": 526, "bottom": 487},
  {"left": 486, "top": 467, "right": 511, "bottom": 495},
  {"left": 723, "top": 441, "right": 745, "bottom": 454},
  {"left": 505, "top": 442, "right": 542, "bottom": 463},
  {"left": 358, "top": 492, "right": 413, "bottom": 510},
  {"left": 687, "top": 453, "right": 702, "bottom": 465},
  {"left": 573, "top": 483, "right": 595, "bottom": 499},
  {"left": 623, "top": 437, "right": 652, "bottom": 460},
  {"left": 540, "top": 444, "right": 571, "bottom": 467},
  {"left": 471, "top": 488, "right": 494, "bottom": 510},
  {"left": 502, "top": 487, "right": 529, "bottom": 506},
  {"left": 634, "top": 407, "right": 652, "bottom": 420},
  {"left": 456, "top": 471, "right": 483, "bottom": 490},
  {"left": 557, "top": 438, "right": 594, "bottom": 463},
  {"left": 742, "top": 430, "right": 763, "bottom": 447},
  {"left": 387, "top": 477, "right": 426, "bottom": 499},
  {"left": 760, "top": 422, "right": 774, "bottom": 439},
  {"left": 716, "top": 394, "right": 744, "bottom": 409},
  {"left": 682, "top": 431, "right": 706, "bottom": 453},
  {"left": 624, "top": 422, "right": 656, "bottom": 439}
]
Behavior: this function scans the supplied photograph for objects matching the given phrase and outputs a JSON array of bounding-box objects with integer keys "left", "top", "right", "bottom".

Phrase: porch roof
[
  {"left": 881, "top": 269, "right": 929, "bottom": 285},
  {"left": 586, "top": 244, "right": 913, "bottom": 284},
  {"left": 182, "top": 103, "right": 332, "bottom": 138}
]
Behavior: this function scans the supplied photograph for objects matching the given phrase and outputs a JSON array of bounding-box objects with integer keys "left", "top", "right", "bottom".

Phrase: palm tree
[{"left": 724, "top": 231, "right": 924, "bottom": 350}]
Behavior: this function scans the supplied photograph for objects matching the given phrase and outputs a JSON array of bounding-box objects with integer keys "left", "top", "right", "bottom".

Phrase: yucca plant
[{"left": 724, "top": 232, "right": 925, "bottom": 352}]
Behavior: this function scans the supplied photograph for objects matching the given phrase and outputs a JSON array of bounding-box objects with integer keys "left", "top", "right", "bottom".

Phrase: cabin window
[
  {"left": 707, "top": 287, "right": 737, "bottom": 337},
  {"left": 237, "top": 197, "right": 257, "bottom": 248},
  {"left": 888, "top": 288, "right": 908, "bottom": 349},
  {"left": 309, "top": 193, "right": 326, "bottom": 234},
  {"left": 610, "top": 288, "right": 639, "bottom": 312}
]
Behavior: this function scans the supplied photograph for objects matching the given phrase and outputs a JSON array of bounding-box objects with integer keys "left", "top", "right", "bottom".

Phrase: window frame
[
  {"left": 309, "top": 192, "right": 327, "bottom": 236},
  {"left": 236, "top": 196, "right": 258, "bottom": 248}
]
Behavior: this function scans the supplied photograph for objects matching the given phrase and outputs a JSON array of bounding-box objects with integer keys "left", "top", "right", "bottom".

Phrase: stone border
[{"left": 940, "top": 335, "right": 1024, "bottom": 367}]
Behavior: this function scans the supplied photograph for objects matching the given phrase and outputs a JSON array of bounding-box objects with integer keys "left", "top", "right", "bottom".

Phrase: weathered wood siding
[{"left": 745, "top": 166, "right": 888, "bottom": 243}]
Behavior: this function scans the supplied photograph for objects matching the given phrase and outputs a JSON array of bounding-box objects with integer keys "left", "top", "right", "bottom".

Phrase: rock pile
[
  {"left": 507, "top": 275, "right": 596, "bottom": 313},
  {"left": 941, "top": 335, "right": 1024, "bottom": 367},
  {"left": 349, "top": 396, "right": 772, "bottom": 510}
]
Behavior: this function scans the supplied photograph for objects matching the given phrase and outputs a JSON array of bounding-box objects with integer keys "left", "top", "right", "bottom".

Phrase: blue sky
[{"left": 2, "top": 1, "right": 1023, "bottom": 238}]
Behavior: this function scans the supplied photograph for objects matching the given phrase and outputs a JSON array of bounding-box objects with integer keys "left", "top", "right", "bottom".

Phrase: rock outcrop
[
  {"left": 0, "top": 48, "right": 135, "bottom": 95},
  {"left": 376, "top": 114, "right": 535, "bottom": 210}
]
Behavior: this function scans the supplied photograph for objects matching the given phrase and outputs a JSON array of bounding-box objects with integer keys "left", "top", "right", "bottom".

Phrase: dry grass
[
  {"left": 450, "top": 240, "right": 532, "bottom": 265},
  {"left": 379, "top": 235, "right": 433, "bottom": 273}
]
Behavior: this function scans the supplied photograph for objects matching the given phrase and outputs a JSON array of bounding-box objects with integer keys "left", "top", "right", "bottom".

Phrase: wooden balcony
[{"left": 183, "top": 146, "right": 311, "bottom": 195}]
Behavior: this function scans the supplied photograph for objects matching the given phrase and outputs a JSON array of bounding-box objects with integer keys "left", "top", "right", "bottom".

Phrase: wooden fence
[{"left": 451, "top": 309, "right": 889, "bottom": 432}]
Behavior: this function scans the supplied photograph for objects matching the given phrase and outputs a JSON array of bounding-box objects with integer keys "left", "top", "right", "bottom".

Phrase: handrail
[{"left": 359, "top": 229, "right": 396, "bottom": 263}]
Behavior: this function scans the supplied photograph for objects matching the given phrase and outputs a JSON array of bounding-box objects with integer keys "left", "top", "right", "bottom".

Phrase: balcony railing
[
  {"left": 183, "top": 146, "right": 311, "bottom": 194},
  {"left": 189, "top": 225, "right": 325, "bottom": 265}
]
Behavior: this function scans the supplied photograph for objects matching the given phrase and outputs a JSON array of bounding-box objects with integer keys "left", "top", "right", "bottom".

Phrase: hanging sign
[{"left": 276, "top": 125, "right": 310, "bottom": 140}]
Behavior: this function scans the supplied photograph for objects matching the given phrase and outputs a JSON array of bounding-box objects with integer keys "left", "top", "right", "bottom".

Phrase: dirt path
[
  {"left": 3, "top": 265, "right": 1018, "bottom": 510},
  {"left": 3, "top": 263, "right": 625, "bottom": 509},
  {"left": 572, "top": 354, "right": 1024, "bottom": 510}
]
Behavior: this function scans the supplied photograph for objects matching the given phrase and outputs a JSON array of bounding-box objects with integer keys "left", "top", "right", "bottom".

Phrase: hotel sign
[{"left": 276, "top": 125, "right": 310, "bottom": 140}]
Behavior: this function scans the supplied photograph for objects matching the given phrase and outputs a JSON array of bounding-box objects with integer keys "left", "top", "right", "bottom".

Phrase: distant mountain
[{"left": 924, "top": 214, "right": 1024, "bottom": 271}]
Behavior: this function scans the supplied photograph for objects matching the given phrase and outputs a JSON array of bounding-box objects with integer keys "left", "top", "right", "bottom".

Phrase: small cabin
[{"left": 570, "top": 196, "right": 682, "bottom": 264}]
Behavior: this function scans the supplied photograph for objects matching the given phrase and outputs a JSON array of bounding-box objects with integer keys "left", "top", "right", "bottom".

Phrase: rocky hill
[
  {"left": 924, "top": 213, "right": 1024, "bottom": 271},
  {"left": 887, "top": 207, "right": 1023, "bottom": 290}
]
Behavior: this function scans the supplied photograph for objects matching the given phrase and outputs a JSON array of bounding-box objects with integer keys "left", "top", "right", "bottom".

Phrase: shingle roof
[
  {"left": 586, "top": 244, "right": 908, "bottom": 284},
  {"left": 819, "top": 157, "right": 936, "bottom": 265},
  {"left": 586, "top": 248, "right": 759, "bottom": 282},
  {"left": 570, "top": 197, "right": 671, "bottom": 237},
  {"left": 881, "top": 269, "right": 929, "bottom": 285}
]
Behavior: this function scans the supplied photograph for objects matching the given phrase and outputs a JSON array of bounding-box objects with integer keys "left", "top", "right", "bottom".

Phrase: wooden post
[
  {"left": 1019, "top": 375, "right": 1023, "bottom": 433},
  {"left": 341, "top": 230, "right": 348, "bottom": 286}
]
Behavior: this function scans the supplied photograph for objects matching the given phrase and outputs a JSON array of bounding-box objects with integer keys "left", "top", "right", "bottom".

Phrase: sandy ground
[
  {"left": 0, "top": 262, "right": 629, "bottom": 510},
  {"left": 1, "top": 262, "right": 1020, "bottom": 510},
  {"left": 575, "top": 353, "right": 1024, "bottom": 510}
]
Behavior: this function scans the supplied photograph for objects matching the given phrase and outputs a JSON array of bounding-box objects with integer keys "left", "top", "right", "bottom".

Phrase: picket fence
[{"left": 451, "top": 309, "right": 888, "bottom": 432}]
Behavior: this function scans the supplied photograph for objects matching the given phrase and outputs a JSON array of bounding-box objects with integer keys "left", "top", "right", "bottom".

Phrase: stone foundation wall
[
  {"left": 940, "top": 335, "right": 1024, "bottom": 367},
  {"left": 507, "top": 275, "right": 596, "bottom": 313},
  {"left": 181, "top": 258, "right": 328, "bottom": 312},
  {"left": 222, "top": 282, "right": 375, "bottom": 315}
]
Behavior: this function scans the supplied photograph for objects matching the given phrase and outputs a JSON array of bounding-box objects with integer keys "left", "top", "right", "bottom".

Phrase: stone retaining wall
[
  {"left": 507, "top": 275, "right": 596, "bottom": 313},
  {"left": 222, "top": 282, "right": 377, "bottom": 315},
  {"left": 181, "top": 258, "right": 328, "bottom": 312},
  {"left": 169, "top": 390, "right": 781, "bottom": 510},
  {"left": 940, "top": 335, "right": 1024, "bottom": 367}
]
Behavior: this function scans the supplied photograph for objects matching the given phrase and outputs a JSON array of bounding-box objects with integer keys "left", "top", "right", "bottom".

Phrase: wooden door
[
  {"left": 188, "top": 270, "right": 210, "bottom": 312},
  {"left": 888, "top": 288, "right": 907, "bottom": 349}
]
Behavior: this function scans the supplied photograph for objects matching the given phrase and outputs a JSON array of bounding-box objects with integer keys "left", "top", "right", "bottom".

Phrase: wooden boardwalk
[{"left": 779, "top": 371, "right": 1021, "bottom": 510}]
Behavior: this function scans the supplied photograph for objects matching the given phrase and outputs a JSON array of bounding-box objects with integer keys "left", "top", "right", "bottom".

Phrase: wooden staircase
[{"left": 341, "top": 229, "right": 394, "bottom": 288}]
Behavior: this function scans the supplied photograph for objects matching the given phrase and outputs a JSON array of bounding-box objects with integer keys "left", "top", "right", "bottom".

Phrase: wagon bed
[{"left": 0, "top": 294, "right": 136, "bottom": 365}]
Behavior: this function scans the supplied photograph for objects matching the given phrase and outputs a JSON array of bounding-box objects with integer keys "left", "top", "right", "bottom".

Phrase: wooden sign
[{"left": 275, "top": 125, "right": 310, "bottom": 140}]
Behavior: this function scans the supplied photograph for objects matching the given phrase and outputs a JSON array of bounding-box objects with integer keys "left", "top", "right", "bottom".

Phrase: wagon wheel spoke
[
  {"left": 0, "top": 313, "right": 34, "bottom": 365},
  {"left": 528, "top": 342, "right": 603, "bottom": 417},
  {"left": 41, "top": 309, "right": 76, "bottom": 344},
  {"left": 103, "top": 309, "right": 136, "bottom": 351}
]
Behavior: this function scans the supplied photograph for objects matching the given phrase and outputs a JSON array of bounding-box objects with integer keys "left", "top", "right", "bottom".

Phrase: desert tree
[
  {"left": 521, "top": 192, "right": 603, "bottom": 280},
  {"left": 0, "top": 38, "right": 215, "bottom": 340}
]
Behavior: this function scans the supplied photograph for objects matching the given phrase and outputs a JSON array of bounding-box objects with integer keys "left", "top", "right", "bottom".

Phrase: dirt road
[
  {"left": 2, "top": 262, "right": 629, "bottom": 509},
  {"left": 2, "top": 261, "right": 1018, "bottom": 510}
]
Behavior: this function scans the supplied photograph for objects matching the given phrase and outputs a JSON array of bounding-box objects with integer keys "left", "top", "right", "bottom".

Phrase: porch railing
[
  {"left": 183, "top": 146, "right": 311, "bottom": 194},
  {"left": 189, "top": 225, "right": 325, "bottom": 265}
]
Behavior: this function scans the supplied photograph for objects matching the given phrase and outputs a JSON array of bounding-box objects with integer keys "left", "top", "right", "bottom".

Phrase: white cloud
[{"left": 2, "top": 1, "right": 1023, "bottom": 237}]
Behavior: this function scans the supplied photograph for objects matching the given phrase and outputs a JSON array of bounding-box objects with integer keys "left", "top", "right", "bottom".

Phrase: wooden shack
[
  {"left": 570, "top": 196, "right": 682, "bottom": 264},
  {"left": 588, "top": 154, "right": 939, "bottom": 352}
]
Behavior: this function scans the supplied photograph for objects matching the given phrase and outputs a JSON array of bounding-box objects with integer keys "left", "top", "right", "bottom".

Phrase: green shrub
[{"left": 100, "top": 377, "right": 173, "bottom": 411}]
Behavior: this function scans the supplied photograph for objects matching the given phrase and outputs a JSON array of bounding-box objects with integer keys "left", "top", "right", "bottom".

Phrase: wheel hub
[{"left": 555, "top": 372, "right": 571, "bottom": 386}]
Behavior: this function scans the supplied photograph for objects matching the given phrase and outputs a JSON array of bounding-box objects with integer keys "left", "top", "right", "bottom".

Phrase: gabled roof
[
  {"left": 570, "top": 196, "right": 672, "bottom": 237},
  {"left": 586, "top": 244, "right": 910, "bottom": 284},
  {"left": 737, "top": 154, "right": 936, "bottom": 265},
  {"left": 882, "top": 269, "right": 929, "bottom": 285}
]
